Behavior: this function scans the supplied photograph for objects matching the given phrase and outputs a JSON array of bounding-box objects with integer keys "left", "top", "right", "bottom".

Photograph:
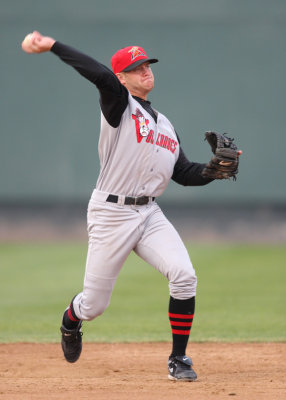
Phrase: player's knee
[
  {"left": 81, "top": 301, "right": 109, "bottom": 321},
  {"left": 169, "top": 267, "right": 197, "bottom": 300},
  {"left": 83, "top": 309, "right": 103, "bottom": 321},
  {"left": 75, "top": 293, "right": 110, "bottom": 321}
]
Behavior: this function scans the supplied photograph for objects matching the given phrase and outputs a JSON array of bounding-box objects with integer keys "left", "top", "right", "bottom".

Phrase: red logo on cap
[{"left": 128, "top": 46, "right": 146, "bottom": 61}]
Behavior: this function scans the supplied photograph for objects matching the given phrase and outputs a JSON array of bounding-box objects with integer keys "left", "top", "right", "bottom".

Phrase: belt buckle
[{"left": 134, "top": 197, "right": 137, "bottom": 206}]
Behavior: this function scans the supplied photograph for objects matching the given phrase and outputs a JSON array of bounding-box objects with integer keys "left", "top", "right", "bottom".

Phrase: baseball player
[{"left": 22, "top": 31, "right": 240, "bottom": 381}]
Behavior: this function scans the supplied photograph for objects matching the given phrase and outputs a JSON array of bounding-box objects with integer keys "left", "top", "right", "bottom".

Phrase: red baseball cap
[{"left": 111, "top": 46, "right": 158, "bottom": 74}]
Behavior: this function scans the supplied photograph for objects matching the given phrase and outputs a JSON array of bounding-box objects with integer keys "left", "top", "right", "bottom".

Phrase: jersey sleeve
[
  {"left": 172, "top": 147, "right": 213, "bottom": 186},
  {"left": 50, "top": 41, "right": 128, "bottom": 127}
]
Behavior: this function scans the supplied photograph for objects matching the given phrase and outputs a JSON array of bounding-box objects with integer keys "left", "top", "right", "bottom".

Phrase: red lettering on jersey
[
  {"left": 159, "top": 134, "right": 165, "bottom": 147},
  {"left": 131, "top": 110, "right": 178, "bottom": 154},
  {"left": 171, "top": 140, "right": 178, "bottom": 154},
  {"left": 166, "top": 138, "right": 171, "bottom": 150},
  {"left": 146, "top": 130, "right": 154, "bottom": 144},
  {"left": 163, "top": 135, "right": 169, "bottom": 149},
  {"left": 132, "top": 114, "right": 143, "bottom": 143},
  {"left": 156, "top": 133, "right": 161, "bottom": 145}
]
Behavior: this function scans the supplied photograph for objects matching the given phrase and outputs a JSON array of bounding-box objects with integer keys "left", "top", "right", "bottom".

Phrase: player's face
[{"left": 117, "top": 62, "right": 154, "bottom": 99}]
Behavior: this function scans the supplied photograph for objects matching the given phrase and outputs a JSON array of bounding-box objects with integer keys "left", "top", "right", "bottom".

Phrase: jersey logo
[
  {"left": 128, "top": 46, "right": 146, "bottom": 61},
  {"left": 132, "top": 109, "right": 151, "bottom": 142},
  {"left": 131, "top": 108, "right": 178, "bottom": 154}
]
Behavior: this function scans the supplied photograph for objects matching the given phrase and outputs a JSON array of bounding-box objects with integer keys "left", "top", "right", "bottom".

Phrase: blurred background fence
[{"left": 1, "top": 0, "right": 286, "bottom": 242}]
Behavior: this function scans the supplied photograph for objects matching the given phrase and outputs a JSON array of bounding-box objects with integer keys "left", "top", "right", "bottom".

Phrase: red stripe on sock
[
  {"left": 172, "top": 329, "right": 191, "bottom": 335},
  {"left": 68, "top": 306, "right": 79, "bottom": 322},
  {"left": 168, "top": 313, "right": 194, "bottom": 319},
  {"left": 170, "top": 321, "right": 193, "bottom": 327}
]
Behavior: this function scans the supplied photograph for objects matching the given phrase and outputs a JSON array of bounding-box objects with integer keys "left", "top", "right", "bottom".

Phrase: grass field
[{"left": 1, "top": 243, "right": 285, "bottom": 343}]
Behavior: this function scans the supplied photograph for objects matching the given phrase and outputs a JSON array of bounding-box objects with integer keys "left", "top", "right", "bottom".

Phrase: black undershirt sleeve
[
  {"left": 50, "top": 41, "right": 128, "bottom": 128},
  {"left": 172, "top": 147, "right": 213, "bottom": 186},
  {"left": 169, "top": 131, "right": 212, "bottom": 186}
]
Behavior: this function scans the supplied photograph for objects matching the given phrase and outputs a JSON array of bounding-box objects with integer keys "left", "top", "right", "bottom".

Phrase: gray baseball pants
[{"left": 72, "top": 189, "right": 197, "bottom": 321}]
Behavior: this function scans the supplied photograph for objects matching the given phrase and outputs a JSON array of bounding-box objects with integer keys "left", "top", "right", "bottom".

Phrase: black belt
[{"left": 106, "top": 194, "right": 155, "bottom": 206}]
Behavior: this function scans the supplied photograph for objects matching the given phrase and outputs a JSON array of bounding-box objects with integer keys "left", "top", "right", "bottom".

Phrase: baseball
[{"left": 22, "top": 33, "right": 34, "bottom": 53}]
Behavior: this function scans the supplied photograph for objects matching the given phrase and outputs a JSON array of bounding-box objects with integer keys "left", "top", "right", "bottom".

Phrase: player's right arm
[{"left": 21, "top": 31, "right": 128, "bottom": 128}]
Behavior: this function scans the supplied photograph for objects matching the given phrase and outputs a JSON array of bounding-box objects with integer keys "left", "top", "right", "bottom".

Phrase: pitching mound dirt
[{"left": 1, "top": 342, "right": 285, "bottom": 400}]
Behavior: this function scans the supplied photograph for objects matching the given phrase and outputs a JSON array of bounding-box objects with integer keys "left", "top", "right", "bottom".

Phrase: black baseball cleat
[
  {"left": 168, "top": 355, "right": 197, "bottom": 381},
  {"left": 60, "top": 322, "right": 83, "bottom": 363}
]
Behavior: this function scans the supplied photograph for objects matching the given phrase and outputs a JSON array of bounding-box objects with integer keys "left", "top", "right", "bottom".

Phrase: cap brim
[{"left": 123, "top": 58, "right": 158, "bottom": 72}]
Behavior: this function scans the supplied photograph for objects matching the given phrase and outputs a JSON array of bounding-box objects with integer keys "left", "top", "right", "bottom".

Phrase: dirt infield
[{"left": 1, "top": 342, "right": 285, "bottom": 400}]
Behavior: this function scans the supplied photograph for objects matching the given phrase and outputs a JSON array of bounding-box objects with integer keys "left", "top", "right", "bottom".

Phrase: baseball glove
[{"left": 201, "top": 131, "right": 239, "bottom": 180}]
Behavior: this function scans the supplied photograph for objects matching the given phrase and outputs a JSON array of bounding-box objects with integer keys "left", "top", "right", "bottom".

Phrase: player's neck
[{"left": 129, "top": 90, "right": 148, "bottom": 101}]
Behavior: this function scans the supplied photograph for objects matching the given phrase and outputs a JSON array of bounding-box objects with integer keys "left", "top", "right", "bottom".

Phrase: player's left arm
[{"left": 172, "top": 147, "right": 213, "bottom": 186}]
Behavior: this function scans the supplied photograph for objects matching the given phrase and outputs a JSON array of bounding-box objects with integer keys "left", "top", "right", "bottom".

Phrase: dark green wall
[{"left": 2, "top": 1, "right": 286, "bottom": 203}]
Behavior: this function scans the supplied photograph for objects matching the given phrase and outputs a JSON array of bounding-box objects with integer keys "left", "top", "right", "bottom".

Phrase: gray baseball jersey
[{"left": 96, "top": 93, "right": 179, "bottom": 197}]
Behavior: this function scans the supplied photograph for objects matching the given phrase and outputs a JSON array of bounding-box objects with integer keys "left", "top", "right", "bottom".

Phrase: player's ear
[{"left": 116, "top": 72, "right": 126, "bottom": 85}]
